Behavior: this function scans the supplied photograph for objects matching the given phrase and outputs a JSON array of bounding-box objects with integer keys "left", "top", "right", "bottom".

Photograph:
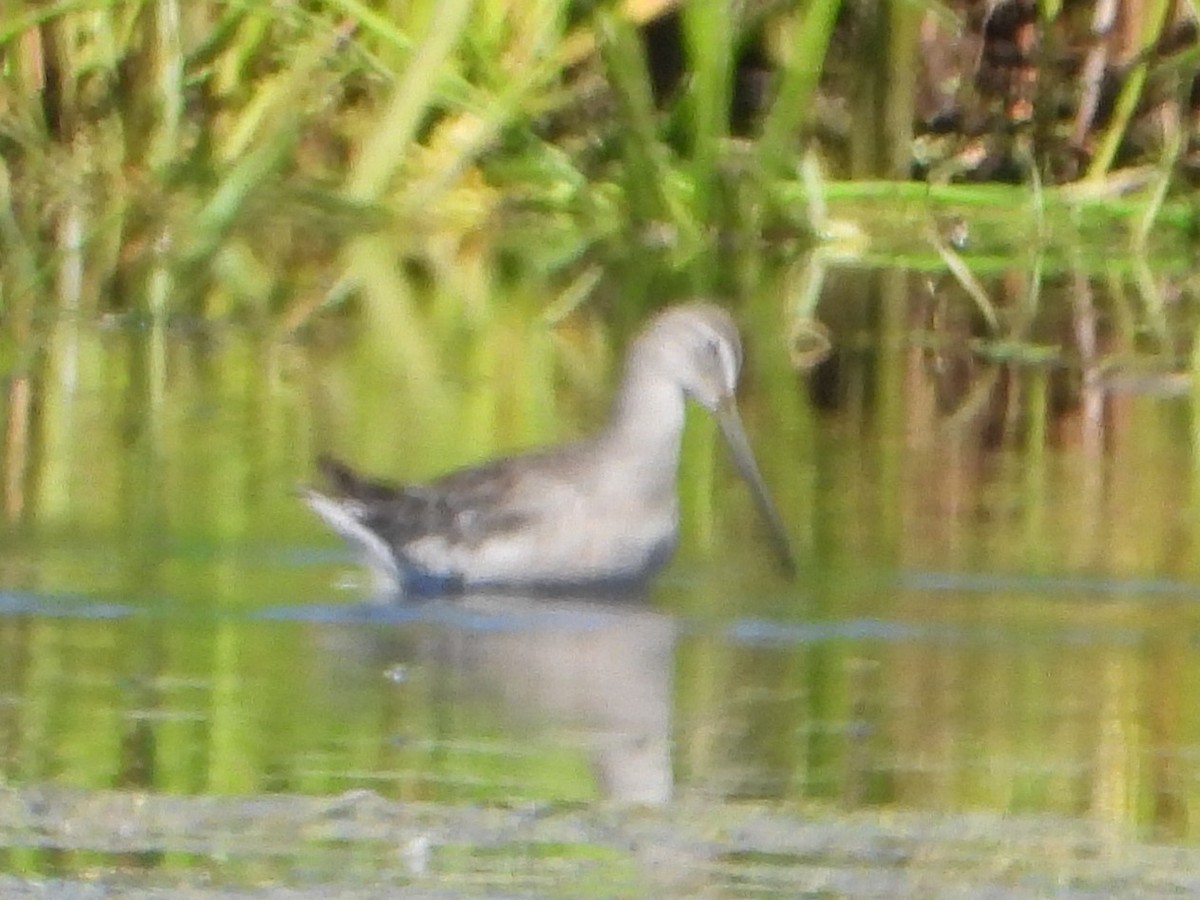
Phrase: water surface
[{"left": 3, "top": 265, "right": 1200, "bottom": 894}]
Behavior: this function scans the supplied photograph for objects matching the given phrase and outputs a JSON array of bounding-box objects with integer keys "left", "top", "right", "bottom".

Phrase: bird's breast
[{"left": 403, "top": 488, "right": 678, "bottom": 587}]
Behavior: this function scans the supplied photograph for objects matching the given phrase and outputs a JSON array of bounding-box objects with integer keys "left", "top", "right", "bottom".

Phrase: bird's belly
[{"left": 406, "top": 502, "right": 678, "bottom": 588}]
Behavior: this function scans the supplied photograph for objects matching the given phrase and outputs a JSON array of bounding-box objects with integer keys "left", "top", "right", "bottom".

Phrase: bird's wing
[{"left": 314, "top": 454, "right": 539, "bottom": 554}]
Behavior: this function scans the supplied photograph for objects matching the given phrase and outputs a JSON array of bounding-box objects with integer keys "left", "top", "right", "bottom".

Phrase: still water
[{"left": 4, "top": 265, "right": 1200, "bottom": 894}]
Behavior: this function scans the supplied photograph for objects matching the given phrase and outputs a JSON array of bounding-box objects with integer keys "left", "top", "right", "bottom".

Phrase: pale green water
[{"left": 4, "top": 265, "right": 1200, "bottom": 894}]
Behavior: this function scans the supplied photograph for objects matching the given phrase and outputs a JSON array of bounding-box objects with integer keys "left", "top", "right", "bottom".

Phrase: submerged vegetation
[{"left": 0, "top": 0, "right": 1197, "bottom": 328}]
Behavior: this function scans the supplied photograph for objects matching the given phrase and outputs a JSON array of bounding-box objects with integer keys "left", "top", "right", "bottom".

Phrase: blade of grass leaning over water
[
  {"left": 929, "top": 221, "right": 999, "bottom": 332},
  {"left": 1134, "top": 118, "right": 1184, "bottom": 254}
]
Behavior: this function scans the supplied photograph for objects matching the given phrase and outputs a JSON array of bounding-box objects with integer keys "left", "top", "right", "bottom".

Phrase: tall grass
[{"left": 0, "top": 0, "right": 1195, "bottom": 331}]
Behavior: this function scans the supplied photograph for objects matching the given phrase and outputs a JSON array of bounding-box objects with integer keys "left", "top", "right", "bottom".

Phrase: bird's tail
[
  {"left": 300, "top": 476, "right": 402, "bottom": 590},
  {"left": 314, "top": 454, "right": 402, "bottom": 502}
]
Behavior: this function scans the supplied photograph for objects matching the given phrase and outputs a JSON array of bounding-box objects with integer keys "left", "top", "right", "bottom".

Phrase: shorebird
[{"left": 303, "top": 303, "right": 795, "bottom": 594}]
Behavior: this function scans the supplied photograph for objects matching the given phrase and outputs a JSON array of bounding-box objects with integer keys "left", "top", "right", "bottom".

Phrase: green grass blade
[
  {"left": 595, "top": 9, "right": 674, "bottom": 227},
  {"left": 681, "top": 0, "right": 733, "bottom": 221},
  {"left": 1085, "top": 0, "right": 1172, "bottom": 180},
  {"left": 345, "top": 0, "right": 476, "bottom": 202},
  {"left": 757, "top": 0, "right": 842, "bottom": 177},
  {"left": 184, "top": 24, "right": 346, "bottom": 264}
]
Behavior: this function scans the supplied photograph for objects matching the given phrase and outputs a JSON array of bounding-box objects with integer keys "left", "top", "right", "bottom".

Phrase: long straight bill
[{"left": 715, "top": 398, "right": 797, "bottom": 576}]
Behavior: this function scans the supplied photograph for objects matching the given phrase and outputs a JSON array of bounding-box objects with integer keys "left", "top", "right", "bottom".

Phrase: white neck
[{"left": 591, "top": 351, "right": 688, "bottom": 503}]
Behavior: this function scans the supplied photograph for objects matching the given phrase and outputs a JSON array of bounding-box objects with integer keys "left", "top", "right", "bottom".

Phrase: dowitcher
[{"left": 303, "top": 303, "right": 795, "bottom": 594}]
